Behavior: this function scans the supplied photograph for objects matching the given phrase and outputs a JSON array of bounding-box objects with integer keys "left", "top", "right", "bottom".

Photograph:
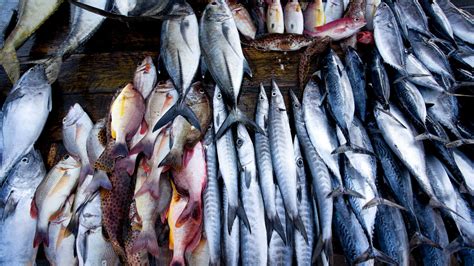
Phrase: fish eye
[
  {"left": 260, "top": 95, "right": 264, "bottom": 100},
  {"left": 236, "top": 138, "right": 243, "bottom": 147},
  {"left": 63, "top": 154, "right": 70, "bottom": 160},
  {"left": 211, "top": 2, "right": 217, "bottom": 5},
  {"left": 272, "top": 91, "right": 276, "bottom": 97},
  {"left": 294, "top": 102, "right": 300, "bottom": 108},
  {"left": 354, "top": 18, "right": 359, "bottom": 22},
  {"left": 21, "top": 157, "right": 29, "bottom": 163},
  {"left": 217, "top": 93, "right": 222, "bottom": 99},
  {"left": 199, "top": 88, "right": 205, "bottom": 94},
  {"left": 297, "top": 158, "right": 304, "bottom": 167}
]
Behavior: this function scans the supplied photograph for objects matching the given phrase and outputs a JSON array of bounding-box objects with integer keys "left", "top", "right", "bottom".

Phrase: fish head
[
  {"left": 203, "top": 123, "right": 214, "bottom": 148},
  {"left": 134, "top": 56, "right": 157, "bottom": 98},
  {"left": 289, "top": 88, "right": 303, "bottom": 115},
  {"left": 7, "top": 149, "right": 45, "bottom": 188},
  {"left": 58, "top": 154, "right": 81, "bottom": 169},
  {"left": 257, "top": 83, "right": 269, "bottom": 110},
  {"left": 374, "top": 2, "right": 394, "bottom": 25},
  {"left": 186, "top": 82, "right": 208, "bottom": 105},
  {"left": 270, "top": 79, "right": 286, "bottom": 109},
  {"left": 212, "top": 86, "right": 227, "bottom": 114},
  {"left": 236, "top": 124, "right": 254, "bottom": 166},
  {"left": 63, "top": 103, "right": 87, "bottom": 127},
  {"left": 204, "top": 0, "right": 233, "bottom": 22},
  {"left": 293, "top": 136, "right": 304, "bottom": 170},
  {"left": 14, "top": 65, "right": 48, "bottom": 89},
  {"left": 346, "top": 17, "right": 367, "bottom": 32}
]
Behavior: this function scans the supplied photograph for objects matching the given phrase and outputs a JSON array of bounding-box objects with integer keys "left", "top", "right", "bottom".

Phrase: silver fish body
[
  {"left": 393, "top": 0, "right": 429, "bottom": 37},
  {"left": 404, "top": 53, "right": 446, "bottom": 93},
  {"left": 268, "top": 186, "right": 293, "bottom": 266},
  {"left": 393, "top": 79, "right": 427, "bottom": 129},
  {"left": 440, "top": 2, "right": 474, "bottom": 44},
  {"left": 345, "top": 47, "right": 367, "bottom": 122},
  {"left": 452, "top": 149, "right": 474, "bottom": 194},
  {"left": 222, "top": 185, "right": 239, "bottom": 266},
  {"left": 419, "top": 0, "right": 455, "bottom": 42},
  {"left": 133, "top": 56, "right": 157, "bottom": 99}
]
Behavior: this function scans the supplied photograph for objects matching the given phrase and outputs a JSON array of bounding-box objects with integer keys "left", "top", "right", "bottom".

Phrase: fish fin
[
  {"left": 393, "top": 74, "right": 431, "bottom": 84},
  {"left": 244, "top": 169, "right": 251, "bottom": 188},
  {"left": 327, "top": 186, "right": 365, "bottom": 199},
  {"left": 227, "top": 204, "right": 238, "bottom": 234},
  {"left": 33, "top": 227, "right": 49, "bottom": 248},
  {"left": 285, "top": 212, "right": 293, "bottom": 247},
  {"left": 331, "top": 142, "right": 375, "bottom": 156},
  {"left": 64, "top": 211, "right": 80, "bottom": 238},
  {"left": 362, "top": 197, "right": 407, "bottom": 211},
  {"left": 2, "top": 192, "right": 18, "bottom": 220},
  {"left": 129, "top": 137, "right": 154, "bottom": 159},
  {"left": 0, "top": 44, "right": 20, "bottom": 83},
  {"left": 445, "top": 138, "right": 474, "bottom": 148},
  {"left": 293, "top": 214, "right": 309, "bottom": 244},
  {"left": 376, "top": 106, "right": 408, "bottom": 129},
  {"left": 215, "top": 108, "right": 264, "bottom": 139},
  {"left": 429, "top": 198, "right": 467, "bottom": 221},
  {"left": 445, "top": 236, "right": 473, "bottom": 254},
  {"left": 353, "top": 246, "right": 397, "bottom": 265},
  {"left": 79, "top": 164, "right": 93, "bottom": 185},
  {"left": 200, "top": 57, "right": 208, "bottom": 78},
  {"left": 415, "top": 132, "right": 448, "bottom": 143},
  {"left": 271, "top": 213, "right": 286, "bottom": 244},
  {"left": 110, "top": 141, "right": 128, "bottom": 159},
  {"left": 85, "top": 170, "right": 112, "bottom": 194},
  {"left": 409, "top": 231, "right": 441, "bottom": 251},
  {"left": 312, "top": 236, "right": 324, "bottom": 263},
  {"left": 159, "top": 149, "right": 183, "bottom": 170},
  {"left": 56, "top": 225, "right": 69, "bottom": 249},
  {"left": 135, "top": 177, "right": 161, "bottom": 199},
  {"left": 153, "top": 101, "right": 201, "bottom": 133},
  {"left": 30, "top": 200, "right": 38, "bottom": 219},
  {"left": 44, "top": 56, "right": 63, "bottom": 84},
  {"left": 101, "top": 224, "right": 110, "bottom": 241},
  {"left": 243, "top": 57, "right": 253, "bottom": 78},
  {"left": 237, "top": 198, "right": 251, "bottom": 233},
  {"left": 131, "top": 229, "right": 160, "bottom": 257},
  {"left": 176, "top": 199, "right": 201, "bottom": 227}
]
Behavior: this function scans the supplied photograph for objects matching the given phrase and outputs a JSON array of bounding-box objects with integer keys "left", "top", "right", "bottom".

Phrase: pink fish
[
  {"left": 230, "top": 3, "right": 257, "bottom": 40},
  {"left": 304, "top": 17, "right": 367, "bottom": 41}
]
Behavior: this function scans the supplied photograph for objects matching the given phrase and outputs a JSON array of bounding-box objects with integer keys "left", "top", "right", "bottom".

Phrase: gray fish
[
  {"left": 393, "top": 0, "right": 430, "bottom": 37},
  {"left": 0, "top": 150, "right": 45, "bottom": 265},
  {"left": 394, "top": 79, "right": 427, "bottom": 129},
  {"left": 255, "top": 84, "right": 285, "bottom": 242},
  {"left": 202, "top": 124, "right": 221, "bottom": 266},
  {"left": 269, "top": 80, "right": 307, "bottom": 242},
  {"left": 0, "top": 0, "right": 19, "bottom": 49},
  {"left": 419, "top": 0, "right": 455, "bottom": 43},
  {"left": 222, "top": 185, "right": 239, "bottom": 266},
  {"left": 439, "top": 1, "right": 474, "bottom": 44},
  {"left": 449, "top": 187, "right": 474, "bottom": 251},
  {"left": 370, "top": 49, "right": 391, "bottom": 110},
  {"left": 404, "top": 53, "right": 446, "bottom": 93},
  {"left": 268, "top": 185, "right": 293, "bottom": 266},
  {"left": 237, "top": 124, "right": 267, "bottom": 265},
  {"left": 45, "top": 0, "right": 108, "bottom": 83},
  {"left": 374, "top": 3, "right": 405, "bottom": 70},
  {"left": 345, "top": 47, "right": 367, "bottom": 122},
  {"left": 0, "top": 65, "right": 52, "bottom": 183}
]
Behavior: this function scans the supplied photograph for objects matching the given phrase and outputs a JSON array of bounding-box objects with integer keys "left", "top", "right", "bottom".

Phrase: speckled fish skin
[
  {"left": 85, "top": 119, "right": 111, "bottom": 193},
  {"left": 0, "top": 65, "right": 51, "bottom": 183},
  {"left": 267, "top": 0, "right": 285, "bottom": 33},
  {"left": 373, "top": 3, "right": 405, "bottom": 71},
  {"left": 222, "top": 185, "right": 239, "bottom": 266},
  {"left": 31, "top": 155, "right": 81, "bottom": 248},
  {"left": 124, "top": 202, "right": 149, "bottom": 266},
  {"left": 0, "top": 0, "right": 18, "bottom": 49},
  {"left": 325, "top": 0, "right": 345, "bottom": 23},
  {"left": 284, "top": 0, "right": 304, "bottom": 34},
  {"left": 0, "top": 150, "right": 45, "bottom": 265},
  {"left": 365, "top": 0, "right": 380, "bottom": 30},
  {"left": 133, "top": 56, "right": 157, "bottom": 99},
  {"left": 202, "top": 124, "right": 221, "bottom": 266},
  {"left": 345, "top": 47, "right": 367, "bottom": 122},
  {"left": 246, "top": 33, "right": 314, "bottom": 51},
  {"left": 268, "top": 186, "right": 293, "bottom": 266},
  {"left": 393, "top": 0, "right": 430, "bottom": 37},
  {"left": 304, "top": 0, "right": 326, "bottom": 30},
  {"left": 230, "top": 2, "right": 257, "bottom": 40},
  {"left": 370, "top": 49, "right": 391, "bottom": 110},
  {"left": 0, "top": 0, "right": 63, "bottom": 82},
  {"left": 439, "top": 1, "right": 474, "bottom": 44},
  {"left": 236, "top": 124, "right": 267, "bottom": 265}
]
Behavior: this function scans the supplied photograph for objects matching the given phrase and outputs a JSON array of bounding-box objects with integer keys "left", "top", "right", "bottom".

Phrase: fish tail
[
  {"left": 85, "top": 170, "right": 112, "bottom": 194},
  {"left": 131, "top": 228, "right": 160, "bottom": 257},
  {"left": 362, "top": 197, "right": 407, "bottom": 211},
  {"left": 159, "top": 149, "right": 183, "bottom": 170},
  {"left": 270, "top": 213, "right": 287, "bottom": 244},
  {"left": 428, "top": 197, "right": 466, "bottom": 220},
  {"left": 415, "top": 132, "right": 449, "bottom": 143},
  {"left": 0, "top": 44, "right": 20, "bottom": 83},
  {"left": 327, "top": 186, "right": 365, "bottom": 199},
  {"left": 237, "top": 197, "right": 251, "bottom": 233},
  {"left": 312, "top": 236, "right": 333, "bottom": 265},
  {"left": 176, "top": 199, "right": 201, "bottom": 227},
  {"left": 33, "top": 227, "right": 49, "bottom": 248},
  {"left": 129, "top": 137, "right": 154, "bottom": 159},
  {"left": 153, "top": 100, "right": 201, "bottom": 133},
  {"left": 292, "top": 214, "right": 309, "bottom": 244},
  {"left": 44, "top": 56, "right": 63, "bottom": 83},
  {"left": 135, "top": 176, "right": 161, "bottom": 200},
  {"left": 353, "top": 246, "right": 397, "bottom": 265},
  {"left": 110, "top": 141, "right": 129, "bottom": 159},
  {"left": 331, "top": 142, "right": 375, "bottom": 156},
  {"left": 409, "top": 231, "right": 441, "bottom": 250},
  {"left": 215, "top": 107, "right": 264, "bottom": 140},
  {"left": 445, "top": 138, "right": 474, "bottom": 148}
]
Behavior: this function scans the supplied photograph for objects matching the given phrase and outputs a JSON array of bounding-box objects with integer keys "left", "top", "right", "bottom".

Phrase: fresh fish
[
  {"left": 419, "top": 0, "right": 455, "bottom": 43},
  {"left": 393, "top": 0, "right": 430, "bottom": 37},
  {"left": 304, "top": 0, "right": 326, "bottom": 30},
  {"left": 393, "top": 79, "right": 427, "bottom": 129},
  {"left": 255, "top": 85, "right": 285, "bottom": 241},
  {"left": 345, "top": 47, "right": 367, "bottom": 122},
  {"left": 268, "top": 186, "right": 293, "bottom": 266},
  {"left": 449, "top": 188, "right": 474, "bottom": 251},
  {"left": 202, "top": 124, "right": 221, "bottom": 266},
  {"left": 339, "top": 0, "right": 366, "bottom": 49},
  {"left": 0, "top": 0, "right": 18, "bottom": 49},
  {"left": 325, "top": 0, "right": 345, "bottom": 23},
  {"left": 249, "top": 0, "right": 266, "bottom": 36},
  {"left": 0, "top": 150, "right": 45, "bottom": 265},
  {"left": 267, "top": 0, "right": 285, "bottom": 33},
  {"left": 304, "top": 17, "right": 367, "bottom": 41},
  {"left": 439, "top": 1, "right": 474, "bottom": 44},
  {"left": 269, "top": 80, "right": 307, "bottom": 242},
  {"left": 0, "top": 0, "right": 63, "bottom": 82},
  {"left": 109, "top": 83, "right": 145, "bottom": 159},
  {"left": 222, "top": 185, "right": 240, "bottom": 266},
  {"left": 298, "top": 36, "right": 331, "bottom": 88},
  {"left": 31, "top": 154, "right": 81, "bottom": 248},
  {"left": 370, "top": 49, "right": 391, "bottom": 110},
  {"left": 85, "top": 119, "right": 111, "bottom": 193},
  {"left": 168, "top": 183, "right": 202, "bottom": 266},
  {"left": 245, "top": 33, "right": 314, "bottom": 51},
  {"left": 154, "top": 1, "right": 201, "bottom": 132},
  {"left": 290, "top": 88, "right": 334, "bottom": 262},
  {"left": 124, "top": 202, "right": 149, "bottom": 265},
  {"left": 236, "top": 124, "right": 268, "bottom": 265},
  {"left": 45, "top": 0, "right": 108, "bottom": 83},
  {"left": 284, "top": 0, "right": 304, "bottom": 34},
  {"left": 373, "top": 3, "right": 405, "bottom": 70},
  {"left": 186, "top": 238, "right": 210, "bottom": 266},
  {"left": 365, "top": 0, "right": 380, "bottom": 30},
  {"left": 230, "top": 2, "right": 257, "bottom": 40},
  {"left": 452, "top": 149, "right": 474, "bottom": 194},
  {"left": 0, "top": 65, "right": 51, "bottom": 183},
  {"left": 404, "top": 52, "right": 446, "bottom": 93},
  {"left": 160, "top": 82, "right": 211, "bottom": 169},
  {"left": 0, "top": 112, "right": 3, "bottom": 160},
  {"left": 133, "top": 56, "right": 157, "bottom": 99},
  {"left": 62, "top": 103, "right": 94, "bottom": 184}
]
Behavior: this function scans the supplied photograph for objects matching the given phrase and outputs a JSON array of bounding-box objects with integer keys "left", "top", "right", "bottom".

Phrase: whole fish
[
  {"left": 222, "top": 185, "right": 240, "bottom": 266},
  {"left": 439, "top": 1, "right": 474, "bottom": 44},
  {"left": 230, "top": 2, "right": 257, "bottom": 40},
  {"left": 31, "top": 154, "right": 81, "bottom": 248},
  {"left": 451, "top": 188, "right": 474, "bottom": 250},
  {"left": 110, "top": 83, "right": 145, "bottom": 159},
  {"left": 325, "top": 0, "right": 345, "bottom": 23},
  {"left": 168, "top": 184, "right": 202, "bottom": 266},
  {"left": 154, "top": 1, "right": 201, "bottom": 131},
  {"left": 85, "top": 119, "right": 111, "bottom": 192},
  {"left": 404, "top": 53, "right": 446, "bottom": 93},
  {"left": 269, "top": 80, "right": 307, "bottom": 242},
  {"left": 393, "top": 79, "right": 427, "bottom": 130},
  {"left": 160, "top": 82, "right": 211, "bottom": 169},
  {"left": 245, "top": 33, "right": 314, "bottom": 51},
  {"left": 236, "top": 124, "right": 267, "bottom": 265},
  {"left": 393, "top": 0, "right": 430, "bottom": 37},
  {"left": 419, "top": 0, "right": 455, "bottom": 43},
  {"left": 373, "top": 3, "right": 405, "bottom": 70},
  {"left": 0, "top": 0, "right": 63, "bottom": 82},
  {"left": 370, "top": 49, "right": 391, "bottom": 109},
  {"left": 202, "top": 124, "right": 221, "bottom": 266},
  {"left": 249, "top": 0, "right": 266, "bottom": 36},
  {"left": 0, "top": 150, "right": 45, "bottom": 265},
  {"left": 345, "top": 47, "right": 367, "bottom": 122},
  {"left": 45, "top": 0, "right": 108, "bottom": 83},
  {"left": 62, "top": 103, "right": 94, "bottom": 183},
  {"left": 284, "top": 0, "right": 304, "bottom": 34},
  {"left": 304, "top": 0, "right": 326, "bottom": 30},
  {"left": 268, "top": 186, "right": 293, "bottom": 265},
  {"left": 340, "top": 0, "right": 366, "bottom": 49},
  {"left": 0, "top": 0, "right": 18, "bottom": 49},
  {"left": 304, "top": 17, "right": 367, "bottom": 41},
  {"left": 0, "top": 65, "right": 51, "bottom": 183},
  {"left": 133, "top": 56, "right": 157, "bottom": 99},
  {"left": 365, "top": 0, "right": 380, "bottom": 30},
  {"left": 267, "top": 0, "right": 285, "bottom": 33},
  {"left": 255, "top": 85, "right": 285, "bottom": 241},
  {"left": 200, "top": 0, "right": 256, "bottom": 138}
]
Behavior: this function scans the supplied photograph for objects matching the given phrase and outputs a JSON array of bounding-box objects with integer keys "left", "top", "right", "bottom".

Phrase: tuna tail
[
  {"left": 0, "top": 44, "right": 20, "bottom": 83},
  {"left": 353, "top": 246, "right": 397, "bottom": 265},
  {"left": 331, "top": 142, "right": 376, "bottom": 156},
  {"left": 110, "top": 141, "right": 129, "bottom": 159},
  {"left": 292, "top": 214, "right": 309, "bottom": 244},
  {"left": 268, "top": 213, "right": 286, "bottom": 244},
  {"left": 85, "top": 170, "right": 112, "bottom": 194},
  {"left": 33, "top": 227, "right": 49, "bottom": 248},
  {"left": 227, "top": 200, "right": 250, "bottom": 234},
  {"left": 312, "top": 236, "right": 333, "bottom": 265},
  {"left": 415, "top": 132, "right": 449, "bottom": 143},
  {"left": 44, "top": 56, "right": 63, "bottom": 83},
  {"left": 327, "top": 186, "right": 365, "bottom": 199},
  {"left": 445, "top": 138, "right": 474, "bottom": 148},
  {"left": 215, "top": 107, "right": 264, "bottom": 140},
  {"left": 159, "top": 149, "right": 183, "bottom": 170},
  {"left": 152, "top": 101, "right": 201, "bottom": 133},
  {"left": 362, "top": 197, "right": 407, "bottom": 211},
  {"left": 409, "top": 231, "right": 442, "bottom": 250},
  {"left": 131, "top": 229, "right": 160, "bottom": 257},
  {"left": 176, "top": 199, "right": 201, "bottom": 227}
]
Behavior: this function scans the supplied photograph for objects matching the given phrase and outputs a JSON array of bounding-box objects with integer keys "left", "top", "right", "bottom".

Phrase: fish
[
  {"left": 268, "top": 186, "right": 293, "bottom": 265},
  {"left": 304, "top": 17, "right": 367, "bottom": 41},
  {"left": 236, "top": 124, "right": 268, "bottom": 265},
  {"left": 249, "top": 0, "right": 266, "bottom": 36},
  {"left": 154, "top": 1, "right": 201, "bottom": 132},
  {"left": 0, "top": 150, "right": 45, "bottom": 265},
  {"left": 160, "top": 82, "right": 211, "bottom": 170},
  {"left": 345, "top": 47, "right": 367, "bottom": 122},
  {"left": 245, "top": 33, "right": 314, "bottom": 51},
  {"left": 419, "top": 0, "right": 455, "bottom": 43},
  {"left": 269, "top": 80, "right": 307, "bottom": 242},
  {"left": 200, "top": 0, "right": 257, "bottom": 139},
  {"left": 0, "top": 111, "right": 3, "bottom": 160},
  {"left": 31, "top": 154, "right": 81, "bottom": 248},
  {"left": 168, "top": 183, "right": 202, "bottom": 266},
  {"left": 298, "top": 36, "right": 331, "bottom": 88},
  {"left": 448, "top": 188, "right": 474, "bottom": 252},
  {"left": 62, "top": 103, "right": 94, "bottom": 184},
  {"left": 44, "top": 194, "right": 77, "bottom": 266},
  {"left": 284, "top": 0, "right": 304, "bottom": 34},
  {"left": 373, "top": 3, "right": 405, "bottom": 70},
  {"left": 213, "top": 87, "right": 249, "bottom": 234},
  {"left": 0, "top": 0, "right": 63, "bottom": 82},
  {"left": 230, "top": 2, "right": 257, "bottom": 40},
  {"left": 222, "top": 185, "right": 240, "bottom": 266},
  {"left": 404, "top": 52, "right": 446, "bottom": 93},
  {"left": 304, "top": 0, "right": 326, "bottom": 30},
  {"left": 130, "top": 80, "right": 178, "bottom": 158},
  {"left": 452, "top": 149, "right": 474, "bottom": 194},
  {"left": 45, "top": 0, "right": 108, "bottom": 83},
  {"left": 109, "top": 83, "right": 145, "bottom": 159},
  {"left": 439, "top": 1, "right": 474, "bottom": 44},
  {"left": 185, "top": 238, "right": 210, "bottom": 266},
  {"left": 133, "top": 56, "right": 157, "bottom": 99},
  {"left": 85, "top": 119, "right": 111, "bottom": 193},
  {"left": 290, "top": 88, "right": 334, "bottom": 262},
  {"left": 392, "top": 0, "right": 430, "bottom": 37},
  {"left": 365, "top": 0, "right": 380, "bottom": 30},
  {"left": 393, "top": 79, "right": 427, "bottom": 130},
  {"left": 325, "top": 0, "right": 345, "bottom": 23},
  {"left": 267, "top": 0, "right": 285, "bottom": 33},
  {"left": 171, "top": 141, "right": 207, "bottom": 227},
  {"left": 255, "top": 85, "right": 285, "bottom": 242},
  {"left": 124, "top": 201, "right": 149, "bottom": 265},
  {"left": 0, "top": 65, "right": 51, "bottom": 183},
  {"left": 370, "top": 49, "right": 391, "bottom": 110},
  {"left": 0, "top": 0, "right": 19, "bottom": 49},
  {"left": 339, "top": 0, "right": 366, "bottom": 49}
]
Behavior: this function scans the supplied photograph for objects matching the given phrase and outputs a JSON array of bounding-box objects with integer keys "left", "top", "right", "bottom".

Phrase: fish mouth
[{"left": 63, "top": 104, "right": 85, "bottom": 125}]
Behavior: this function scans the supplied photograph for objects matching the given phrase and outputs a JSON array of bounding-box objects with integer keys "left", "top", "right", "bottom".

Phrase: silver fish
[
  {"left": 419, "top": 0, "right": 455, "bottom": 43},
  {"left": 0, "top": 0, "right": 18, "bottom": 49},
  {"left": 0, "top": 65, "right": 51, "bottom": 183},
  {"left": 0, "top": 111, "right": 3, "bottom": 161},
  {"left": 133, "top": 56, "right": 157, "bottom": 99},
  {"left": 393, "top": 0, "right": 430, "bottom": 37},
  {"left": 439, "top": 1, "right": 474, "bottom": 44},
  {"left": 222, "top": 185, "right": 239, "bottom": 266},
  {"left": 268, "top": 185, "right": 293, "bottom": 266},
  {"left": 404, "top": 53, "right": 446, "bottom": 93},
  {"left": 452, "top": 149, "right": 474, "bottom": 194}
]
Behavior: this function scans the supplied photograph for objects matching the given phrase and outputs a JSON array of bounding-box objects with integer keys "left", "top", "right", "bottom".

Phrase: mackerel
[{"left": 345, "top": 47, "right": 367, "bottom": 122}]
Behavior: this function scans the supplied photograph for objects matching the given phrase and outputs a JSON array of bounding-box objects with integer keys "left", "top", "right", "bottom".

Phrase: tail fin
[
  {"left": 33, "top": 227, "right": 49, "bottom": 248},
  {"left": 445, "top": 236, "right": 473, "bottom": 254},
  {"left": 79, "top": 163, "right": 94, "bottom": 185},
  {"left": 44, "top": 56, "right": 63, "bottom": 84},
  {"left": 269, "top": 213, "right": 286, "bottom": 244},
  {"left": 293, "top": 214, "right": 309, "bottom": 244},
  {"left": 445, "top": 138, "right": 474, "bottom": 148},
  {"left": 331, "top": 142, "right": 376, "bottom": 156},
  {"left": 131, "top": 229, "right": 160, "bottom": 257},
  {"left": 0, "top": 44, "right": 20, "bottom": 83},
  {"left": 409, "top": 231, "right": 441, "bottom": 250},
  {"left": 237, "top": 198, "right": 251, "bottom": 232},
  {"left": 363, "top": 197, "right": 407, "bottom": 211},
  {"left": 135, "top": 176, "right": 161, "bottom": 199},
  {"left": 129, "top": 136, "right": 154, "bottom": 159},
  {"left": 110, "top": 141, "right": 128, "bottom": 159},
  {"left": 176, "top": 200, "right": 201, "bottom": 227},
  {"left": 429, "top": 198, "right": 466, "bottom": 221},
  {"left": 327, "top": 186, "right": 365, "bottom": 199},
  {"left": 85, "top": 170, "right": 112, "bottom": 194},
  {"left": 159, "top": 149, "right": 183, "bottom": 170},
  {"left": 415, "top": 132, "right": 448, "bottom": 143},
  {"left": 353, "top": 246, "right": 397, "bottom": 265},
  {"left": 153, "top": 101, "right": 201, "bottom": 133},
  {"left": 227, "top": 200, "right": 250, "bottom": 234},
  {"left": 215, "top": 108, "right": 264, "bottom": 140},
  {"left": 313, "top": 237, "right": 333, "bottom": 265}
]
